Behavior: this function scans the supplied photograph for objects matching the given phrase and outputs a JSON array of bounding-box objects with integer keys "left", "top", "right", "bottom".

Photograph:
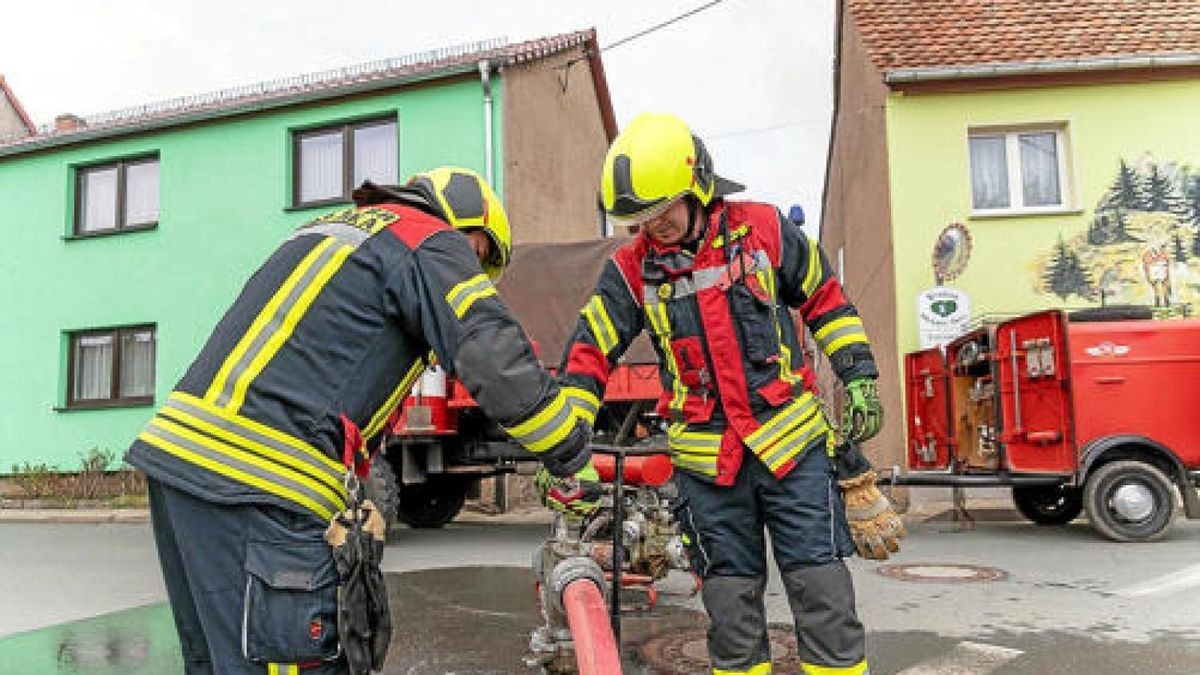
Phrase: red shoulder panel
[
  {"left": 727, "top": 200, "right": 783, "bottom": 266},
  {"left": 381, "top": 204, "right": 450, "bottom": 249},
  {"left": 612, "top": 235, "right": 650, "bottom": 306}
]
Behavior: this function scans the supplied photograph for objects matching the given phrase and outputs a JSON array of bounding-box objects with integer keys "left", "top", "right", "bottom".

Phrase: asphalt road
[{"left": 0, "top": 509, "right": 1197, "bottom": 673}]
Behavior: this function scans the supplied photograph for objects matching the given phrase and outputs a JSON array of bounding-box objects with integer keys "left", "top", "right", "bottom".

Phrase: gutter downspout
[{"left": 478, "top": 60, "right": 494, "bottom": 186}]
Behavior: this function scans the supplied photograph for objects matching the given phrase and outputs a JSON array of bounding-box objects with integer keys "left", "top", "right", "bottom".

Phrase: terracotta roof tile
[{"left": 846, "top": 0, "right": 1200, "bottom": 72}]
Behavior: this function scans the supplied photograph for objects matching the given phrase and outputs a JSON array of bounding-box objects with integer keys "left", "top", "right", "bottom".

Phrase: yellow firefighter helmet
[
  {"left": 599, "top": 112, "right": 743, "bottom": 225},
  {"left": 407, "top": 167, "right": 511, "bottom": 280}
]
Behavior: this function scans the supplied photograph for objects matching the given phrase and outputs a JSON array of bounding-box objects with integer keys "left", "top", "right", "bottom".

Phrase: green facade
[{"left": 0, "top": 78, "right": 503, "bottom": 470}]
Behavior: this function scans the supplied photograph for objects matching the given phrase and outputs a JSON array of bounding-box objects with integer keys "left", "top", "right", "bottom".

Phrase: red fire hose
[{"left": 561, "top": 578, "right": 622, "bottom": 674}]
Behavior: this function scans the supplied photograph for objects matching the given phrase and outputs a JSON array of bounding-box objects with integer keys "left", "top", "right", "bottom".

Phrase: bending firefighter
[
  {"left": 125, "top": 168, "right": 591, "bottom": 675},
  {"left": 544, "top": 113, "right": 905, "bottom": 674}
]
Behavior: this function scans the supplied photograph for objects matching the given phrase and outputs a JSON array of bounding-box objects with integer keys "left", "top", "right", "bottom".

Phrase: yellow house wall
[{"left": 886, "top": 78, "right": 1200, "bottom": 358}]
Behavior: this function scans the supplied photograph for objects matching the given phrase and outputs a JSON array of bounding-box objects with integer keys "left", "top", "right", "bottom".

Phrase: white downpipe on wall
[{"left": 478, "top": 60, "right": 494, "bottom": 186}]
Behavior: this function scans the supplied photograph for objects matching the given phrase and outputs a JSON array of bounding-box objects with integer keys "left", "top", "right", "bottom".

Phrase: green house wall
[{"left": 0, "top": 78, "right": 502, "bottom": 470}]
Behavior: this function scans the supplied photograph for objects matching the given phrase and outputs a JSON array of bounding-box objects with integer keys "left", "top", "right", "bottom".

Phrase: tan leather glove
[
  {"left": 325, "top": 498, "right": 388, "bottom": 548},
  {"left": 838, "top": 470, "right": 906, "bottom": 560}
]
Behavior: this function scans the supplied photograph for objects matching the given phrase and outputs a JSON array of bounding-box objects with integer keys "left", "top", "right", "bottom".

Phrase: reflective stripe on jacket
[
  {"left": 127, "top": 203, "right": 585, "bottom": 520},
  {"left": 560, "top": 200, "right": 877, "bottom": 485}
]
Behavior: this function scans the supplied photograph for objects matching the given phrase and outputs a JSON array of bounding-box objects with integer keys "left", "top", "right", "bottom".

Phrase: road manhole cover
[
  {"left": 877, "top": 562, "right": 1008, "bottom": 583},
  {"left": 637, "top": 625, "right": 799, "bottom": 674}
]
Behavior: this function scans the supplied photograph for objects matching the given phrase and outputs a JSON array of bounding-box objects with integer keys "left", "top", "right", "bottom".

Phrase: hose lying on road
[{"left": 562, "top": 578, "right": 622, "bottom": 675}]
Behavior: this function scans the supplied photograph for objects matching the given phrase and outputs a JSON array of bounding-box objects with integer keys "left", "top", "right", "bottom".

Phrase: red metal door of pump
[
  {"left": 905, "top": 348, "right": 953, "bottom": 470},
  {"left": 995, "top": 311, "right": 1075, "bottom": 473}
]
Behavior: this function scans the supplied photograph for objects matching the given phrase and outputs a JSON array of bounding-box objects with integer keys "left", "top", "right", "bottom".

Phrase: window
[
  {"left": 294, "top": 117, "right": 397, "bottom": 207},
  {"left": 75, "top": 156, "right": 159, "bottom": 235},
  {"left": 968, "top": 128, "right": 1069, "bottom": 213},
  {"left": 67, "top": 325, "right": 156, "bottom": 408}
]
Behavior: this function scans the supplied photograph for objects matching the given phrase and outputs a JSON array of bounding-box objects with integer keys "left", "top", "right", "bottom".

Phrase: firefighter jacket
[
  {"left": 126, "top": 203, "right": 590, "bottom": 522},
  {"left": 560, "top": 200, "right": 877, "bottom": 486}
]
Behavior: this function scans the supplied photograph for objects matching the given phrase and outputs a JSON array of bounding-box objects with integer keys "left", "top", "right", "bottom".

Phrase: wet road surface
[
  {"left": 1, "top": 564, "right": 1198, "bottom": 674},
  {"left": 2, "top": 517, "right": 1200, "bottom": 673}
]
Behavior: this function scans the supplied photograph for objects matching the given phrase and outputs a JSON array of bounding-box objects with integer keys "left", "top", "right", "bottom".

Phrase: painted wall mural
[{"left": 1031, "top": 156, "right": 1200, "bottom": 311}]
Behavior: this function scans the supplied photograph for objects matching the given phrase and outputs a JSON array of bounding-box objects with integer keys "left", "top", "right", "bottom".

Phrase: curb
[{"left": 0, "top": 508, "right": 149, "bottom": 524}]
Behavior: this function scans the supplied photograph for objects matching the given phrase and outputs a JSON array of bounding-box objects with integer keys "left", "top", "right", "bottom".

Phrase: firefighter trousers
[
  {"left": 147, "top": 478, "right": 347, "bottom": 675},
  {"left": 673, "top": 446, "right": 868, "bottom": 674}
]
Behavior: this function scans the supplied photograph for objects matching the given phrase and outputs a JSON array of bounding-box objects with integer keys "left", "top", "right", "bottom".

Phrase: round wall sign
[{"left": 932, "top": 222, "right": 973, "bottom": 284}]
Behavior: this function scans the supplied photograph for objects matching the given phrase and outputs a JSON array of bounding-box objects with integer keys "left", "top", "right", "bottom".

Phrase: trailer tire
[
  {"left": 1084, "top": 460, "right": 1177, "bottom": 542},
  {"left": 366, "top": 459, "right": 401, "bottom": 532},
  {"left": 397, "top": 478, "right": 469, "bottom": 529},
  {"left": 1012, "top": 484, "right": 1083, "bottom": 525}
]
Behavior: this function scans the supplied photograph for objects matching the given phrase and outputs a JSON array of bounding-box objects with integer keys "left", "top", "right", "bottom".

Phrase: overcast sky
[{"left": 1, "top": 0, "right": 835, "bottom": 229}]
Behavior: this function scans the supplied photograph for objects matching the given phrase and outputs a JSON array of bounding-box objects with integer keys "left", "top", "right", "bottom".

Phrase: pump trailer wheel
[
  {"left": 1084, "top": 460, "right": 1177, "bottom": 542},
  {"left": 1012, "top": 484, "right": 1083, "bottom": 525}
]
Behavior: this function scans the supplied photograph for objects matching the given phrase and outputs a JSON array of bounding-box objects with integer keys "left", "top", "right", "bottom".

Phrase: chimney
[{"left": 54, "top": 113, "right": 86, "bottom": 132}]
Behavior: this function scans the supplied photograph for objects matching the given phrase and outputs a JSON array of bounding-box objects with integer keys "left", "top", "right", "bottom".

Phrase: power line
[
  {"left": 601, "top": 0, "right": 727, "bottom": 52},
  {"left": 555, "top": 0, "right": 726, "bottom": 93}
]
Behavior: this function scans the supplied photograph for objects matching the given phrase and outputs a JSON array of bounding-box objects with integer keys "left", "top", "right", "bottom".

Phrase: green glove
[
  {"left": 842, "top": 377, "right": 883, "bottom": 442},
  {"left": 536, "top": 460, "right": 602, "bottom": 520}
]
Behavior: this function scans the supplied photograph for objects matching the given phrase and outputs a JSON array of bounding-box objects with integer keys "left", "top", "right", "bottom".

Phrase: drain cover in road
[
  {"left": 635, "top": 625, "right": 800, "bottom": 674},
  {"left": 877, "top": 562, "right": 1008, "bottom": 583}
]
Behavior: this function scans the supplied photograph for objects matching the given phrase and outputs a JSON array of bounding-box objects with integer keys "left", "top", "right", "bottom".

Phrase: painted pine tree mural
[
  {"left": 1036, "top": 156, "right": 1198, "bottom": 312},
  {"left": 1087, "top": 206, "right": 1140, "bottom": 245},
  {"left": 1108, "top": 159, "right": 1147, "bottom": 211},
  {"left": 1043, "top": 236, "right": 1096, "bottom": 300}
]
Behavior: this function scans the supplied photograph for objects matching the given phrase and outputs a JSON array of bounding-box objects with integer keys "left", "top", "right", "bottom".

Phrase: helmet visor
[{"left": 608, "top": 194, "right": 681, "bottom": 227}]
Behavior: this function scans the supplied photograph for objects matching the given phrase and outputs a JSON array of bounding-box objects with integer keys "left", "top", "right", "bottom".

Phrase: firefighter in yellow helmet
[
  {"left": 126, "top": 166, "right": 590, "bottom": 675},
  {"left": 551, "top": 113, "right": 904, "bottom": 674}
]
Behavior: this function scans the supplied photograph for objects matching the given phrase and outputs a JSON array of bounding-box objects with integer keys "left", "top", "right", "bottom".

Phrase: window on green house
[
  {"left": 75, "top": 156, "right": 159, "bottom": 235},
  {"left": 294, "top": 118, "right": 397, "bottom": 207},
  {"left": 969, "top": 128, "right": 1068, "bottom": 214},
  {"left": 67, "top": 325, "right": 156, "bottom": 408}
]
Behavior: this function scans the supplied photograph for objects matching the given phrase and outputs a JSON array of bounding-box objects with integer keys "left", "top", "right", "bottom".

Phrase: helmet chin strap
[{"left": 683, "top": 198, "right": 705, "bottom": 245}]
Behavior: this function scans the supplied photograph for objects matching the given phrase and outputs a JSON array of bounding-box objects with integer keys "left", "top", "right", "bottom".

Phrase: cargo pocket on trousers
[{"left": 243, "top": 540, "right": 340, "bottom": 664}]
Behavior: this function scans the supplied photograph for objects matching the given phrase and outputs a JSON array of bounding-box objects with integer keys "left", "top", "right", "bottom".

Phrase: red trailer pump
[{"left": 899, "top": 308, "right": 1200, "bottom": 542}]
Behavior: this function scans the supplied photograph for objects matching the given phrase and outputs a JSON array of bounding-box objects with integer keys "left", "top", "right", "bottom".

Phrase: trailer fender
[{"left": 1079, "top": 435, "right": 1200, "bottom": 519}]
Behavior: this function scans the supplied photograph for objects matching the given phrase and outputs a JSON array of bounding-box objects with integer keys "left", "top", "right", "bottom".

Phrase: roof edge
[
  {"left": 0, "top": 75, "right": 37, "bottom": 134},
  {"left": 582, "top": 33, "right": 618, "bottom": 142},
  {"left": 0, "top": 65, "right": 478, "bottom": 158},
  {"left": 0, "top": 29, "right": 600, "bottom": 155},
  {"left": 885, "top": 53, "right": 1200, "bottom": 83}
]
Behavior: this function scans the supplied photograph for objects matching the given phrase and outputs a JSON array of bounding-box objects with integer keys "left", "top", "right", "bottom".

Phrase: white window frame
[{"left": 968, "top": 124, "right": 1072, "bottom": 217}]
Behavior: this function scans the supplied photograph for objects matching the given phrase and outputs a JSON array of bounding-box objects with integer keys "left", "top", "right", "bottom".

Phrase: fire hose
[
  {"left": 558, "top": 561, "right": 622, "bottom": 675},
  {"left": 530, "top": 546, "right": 621, "bottom": 674},
  {"left": 530, "top": 402, "right": 689, "bottom": 674}
]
